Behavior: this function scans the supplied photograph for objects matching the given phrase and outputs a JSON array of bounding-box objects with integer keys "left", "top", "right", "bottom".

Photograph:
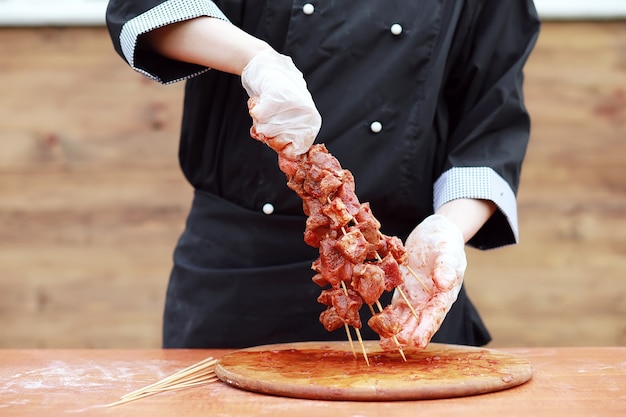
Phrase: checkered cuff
[
  {"left": 433, "top": 167, "right": 519, "bottom": 244},
  {"left": 119, "top": 0, "right": 229, "bottom": 83}
]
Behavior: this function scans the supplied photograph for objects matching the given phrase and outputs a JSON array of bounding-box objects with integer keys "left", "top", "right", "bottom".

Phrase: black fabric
[
  {"left": 163, "top": 190, "right": 491, "bottom": 348},
  {"left": 105, "top": 0, "right": 540, "bottom": 245},
  {"left": 175, "top": 0, "right": 540, "bottom": 246},
  {"left": 104, "top": 0, "right": 540, "bottom": 348}
]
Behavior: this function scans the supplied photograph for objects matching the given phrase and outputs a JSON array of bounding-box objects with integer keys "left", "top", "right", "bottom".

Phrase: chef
[{"left": 105, "top": 0, "right": 540, "bottom": 348}]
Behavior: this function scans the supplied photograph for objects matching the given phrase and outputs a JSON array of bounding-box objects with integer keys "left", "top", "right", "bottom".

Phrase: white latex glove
[
  {"left": 241, "top": 49, "right": 321, "bottom": 159},
  {"left": 381, "top": 214, "right": 467, "bottom": 350}
]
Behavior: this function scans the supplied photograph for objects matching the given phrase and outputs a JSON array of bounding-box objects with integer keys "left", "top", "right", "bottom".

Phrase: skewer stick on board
[
  {"left": 340, "top": 225, "right": 407, "bottom": 360},
  {"left": 344, "top": 323, "right": 357, "bottom": 358},
  {"left": 374, "top": 301, "right": 407, "bottom": 362},
  {"left": 340, "top": 281, "right": 370, "bottom": 366},
  {"left": 335, "top": 203, "right": 407, "bottom": 362}
]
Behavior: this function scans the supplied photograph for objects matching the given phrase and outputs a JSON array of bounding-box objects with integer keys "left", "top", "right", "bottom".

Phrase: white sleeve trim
[
  {"left": 433, "top": 166, "right": 520, "bottom": 242},
  {"left": 119, "top": 0, "right": 229, "bottom": 83}
]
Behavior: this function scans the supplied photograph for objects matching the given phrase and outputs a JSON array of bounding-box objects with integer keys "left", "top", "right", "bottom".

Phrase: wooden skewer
[
  {"left": 149, "top": 376, "right": 219, "bottom": 392},
  {"left": 106, "top": 356, "right": 218, "bottom": 408},
  {"left": 337, "top": 222, "right": 369, "bottom": 362},
  {"left": 372, "top": 252, "right": 420, "bottom": 321},
  {"left": 396, "top": 284, "right": 420, "bottom": 323},
  {"left": 331, "top": 198, "right": 411, "bottom": 363},
  {"left": 106, "top": 377, "right": 219, "bottom": 408},
  {"left": 367, "top": 302, "right": 407, "bottom": 362},
  {"left": 105, "top": 391, "right": 157, "bottom": 408},
  {"left": 334, "top": 203, "right": 407, "bottom": 362},
  {"left": 148, "top": 373, "right": 217, "bottom": 389},
  {"left": 344, "top": 323, "right": 357, "bottom": 358},
  {"left": 405, "top": 264, "right": 432, "bottom": 294},
  {"left": 374, "top": 301, "right": 407, "bottom": 362},
  {"left": 353, "top": 325, "right": 370, "bottom": 366},
  {"left": 394, "top": 338, "right": 407, "bottom": 362},
  {"left": 340, "top": 281, "right": 370, "bottom": 366},
  {"left": 375, "top": 231, "right": 431, "bottom": 294},
  {"left": 336, "top": 224, "right": 361, "bottom": 359},
  {"left": 120, "top": 356, "right": 217, "bottom": 400},
  {"left": 329, "top": 220, "right": 358, "bottom": 357}
]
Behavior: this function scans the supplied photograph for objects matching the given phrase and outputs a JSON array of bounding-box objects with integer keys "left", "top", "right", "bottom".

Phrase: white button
[
  {"left": 262, "top": 203, "right": 274, "bottom": 215},
  {"left": 390, "top": 23, "right": 403, "bottom": 36},
  {"left": 370, "top": 121, "right": 383, "bottom": 133},
  {"left": 302, "top": 3, "right": 315, "bottom": 15}
]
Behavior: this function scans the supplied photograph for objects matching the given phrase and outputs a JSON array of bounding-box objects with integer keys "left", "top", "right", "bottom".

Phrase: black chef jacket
[{"left": 106, "top": 0, "right": 540, "bottom": 348}]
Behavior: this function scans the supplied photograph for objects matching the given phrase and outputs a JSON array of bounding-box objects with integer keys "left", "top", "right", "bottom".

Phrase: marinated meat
[
  {"left": 317, "top": 238, "right": 353, "bottom": 287},
  {"left": 354, "top": 203, "right": 381, "bottom": 245},
  {"left": 334, "top": 229, "right": 368, "bottom": 264},
  {"left": 318, "top": 288, "right": 363, "bottom": 329},
  {"left": 379, "top": 253, "right": 404, "bottom": 292},
  {"left": 368, "top": 306, "right": 402, "bottom": 338},
  {"left": 304, "top": 211, "right": 331, "bottom": 248},
  {"left": 382, "top": 235, "right": 408, "bottom": 265},
  {"left": 331, "top": 288, "right": 363, "bottom": 329},
  {"left": 270, "top": 144, "right": 411, "bottom": 339},
  {"left": 319, "top": 307, "right": 344, "bottom": 332},
  {"left": 311, "top": 272, "right": 329, "bottom": 288},
  {"left": 317, "top": 288, "right": 339, "bottom": 306},
  {"left": 334, "top": 175, "right": 361, "bottom": 216},
  {"left": 352, "top": 263, "right": 385, "bottom": 305},
  {"left": 322, "top": 197, "right": 353, "bottom": 230}
]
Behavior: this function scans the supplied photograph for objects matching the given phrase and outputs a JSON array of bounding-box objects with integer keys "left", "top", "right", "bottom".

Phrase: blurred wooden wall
[{"left": 0, "top": 22, "right": 624, "bottom": 348}]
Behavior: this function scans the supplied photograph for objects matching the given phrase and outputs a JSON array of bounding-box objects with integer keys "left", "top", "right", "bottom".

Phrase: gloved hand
[
  {"left": 382, "top": 214, "right": 467, "bottom": 350},
  {"left": 241, "top": 49, "right": 322, "bottom": 160}
]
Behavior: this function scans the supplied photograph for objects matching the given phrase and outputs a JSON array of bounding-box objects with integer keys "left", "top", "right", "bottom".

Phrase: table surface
[{"left": 0, "top": 347, "right": 625, "bottom": 416}]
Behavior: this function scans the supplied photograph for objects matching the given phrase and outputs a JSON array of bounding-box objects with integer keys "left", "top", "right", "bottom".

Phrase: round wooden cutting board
[{"left": 215, "top": 341, "right": 533, "bottom": 401}]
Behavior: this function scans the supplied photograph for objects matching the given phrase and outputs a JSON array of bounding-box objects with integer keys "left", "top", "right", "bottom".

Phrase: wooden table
[{"left": 0, "top": 347, "right": 624, "bottom": 416}]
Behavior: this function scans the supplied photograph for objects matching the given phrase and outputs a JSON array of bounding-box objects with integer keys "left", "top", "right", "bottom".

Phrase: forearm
[
  {"left": 144, "top": 16, "right": 271, "bottom": 75},
  {"left": 435, "top": 198, "right": 496, "bottom": 243}
]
